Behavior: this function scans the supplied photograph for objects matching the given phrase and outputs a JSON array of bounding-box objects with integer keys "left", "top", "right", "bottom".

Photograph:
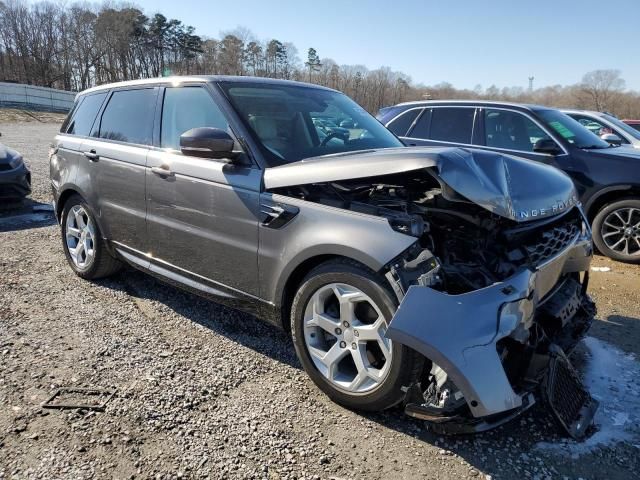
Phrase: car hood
[
  {"left": 264, "top": 147, "right": 578, "bottom": 223},
  {"left": 588, "top": 145, "right": 640, "bottom": 158}
]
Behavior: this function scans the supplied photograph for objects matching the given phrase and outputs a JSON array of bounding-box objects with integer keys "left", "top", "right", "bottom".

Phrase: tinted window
[
  {"left": 484, "top": 109, "right": 551, "bottom": 152},
  {"left": 161, "top": 87, "right": 228, "bottom": 150},
  {"left": 387, "top": 109, "right": 421, "bottom": 136},
  {"left": 64, "top": 93, "right": 107, "bottom": 136},
  {"left": 409, "top": 110, "right": 430, "bottom": 138},
  {"left": 98, "top": 89, "right": 156, "bottom": 145},
  {"left": 429, "top": 108, "right": 475, "bottom": 143}
]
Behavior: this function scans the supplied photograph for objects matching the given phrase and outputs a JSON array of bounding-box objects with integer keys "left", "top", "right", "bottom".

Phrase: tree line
[{"left": 1, "top": 0, "right": 639, "bottom": 117}]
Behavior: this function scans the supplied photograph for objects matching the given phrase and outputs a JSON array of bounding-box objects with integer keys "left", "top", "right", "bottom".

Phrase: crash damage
[{"left": 265, "top": 146, "right": 598, "bottom": 437}]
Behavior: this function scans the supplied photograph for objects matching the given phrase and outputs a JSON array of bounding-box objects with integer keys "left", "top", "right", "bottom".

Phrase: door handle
[
  {"left": 83, "top": 150, "right": 99, "bottom": 161},
  {"left": 151, "top": 165, "right": 174, "bottom": 178}
]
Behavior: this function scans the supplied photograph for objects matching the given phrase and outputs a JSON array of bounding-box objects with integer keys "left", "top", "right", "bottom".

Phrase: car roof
[
  {"left": 78, "top": 75, "right": 337, "bottom": 98},
  {"left": 392, "top": 99, "right": 551, "bottom": 112}
]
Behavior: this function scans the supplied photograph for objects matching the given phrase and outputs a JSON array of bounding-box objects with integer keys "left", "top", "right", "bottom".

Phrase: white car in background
[{"left": 563, "top": 109, "right": 640, "bottom": 149}]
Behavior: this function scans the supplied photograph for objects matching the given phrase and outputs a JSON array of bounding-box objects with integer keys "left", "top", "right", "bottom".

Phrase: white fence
[{"left": 0, "top": 82, "right": 75, "bottom": 112}]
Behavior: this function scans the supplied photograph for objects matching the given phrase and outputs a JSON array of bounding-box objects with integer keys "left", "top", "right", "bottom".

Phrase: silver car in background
[
  {"left": 50, "top": 76, "right": 597, "bottom": 436},
  {"left": 563, "top": 109, "right": 640, "bottom": 148}
]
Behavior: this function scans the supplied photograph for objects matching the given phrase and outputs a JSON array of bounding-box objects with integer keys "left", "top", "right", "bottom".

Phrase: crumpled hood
[{"left": 264, "top": 147, "right": 578, "bottom": 222}]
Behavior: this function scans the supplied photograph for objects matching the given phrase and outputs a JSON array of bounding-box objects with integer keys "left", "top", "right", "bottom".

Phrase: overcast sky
[{"left": 134, "top": 0, "right": 640, "bottom": 91}]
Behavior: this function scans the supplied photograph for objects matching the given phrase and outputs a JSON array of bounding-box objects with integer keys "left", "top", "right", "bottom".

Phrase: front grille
[
  {"left": 0, "top": 163, "right": 12, "bottom": 171},
  {"left": 521, "top": 211, "right": 582, "bottom": 265}
]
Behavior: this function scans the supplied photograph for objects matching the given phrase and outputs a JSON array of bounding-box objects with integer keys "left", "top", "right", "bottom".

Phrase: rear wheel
[
  {"left": 61, "top": 195, "right": 122, "bottom": 279},
  {"left": 291, "top": 260, "right": 423, "bottom": 411},
  {"left": 592, "top": 198, "right": 640, "bottom": 264}
]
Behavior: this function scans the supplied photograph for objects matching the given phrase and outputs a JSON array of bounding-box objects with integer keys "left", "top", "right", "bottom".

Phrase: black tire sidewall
[
  {"left": 592, "top": 198, "right": 640, "bottom": 264},
  {"left": 291, "top": 262, "right": 418, "bottom": 411},
  {"left": 60, "top": 195, "right": 106, "bottom": 278}
]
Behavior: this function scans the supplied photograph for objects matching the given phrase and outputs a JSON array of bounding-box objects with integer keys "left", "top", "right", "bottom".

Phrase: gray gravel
[{"left": 1, "top": 120, "right": 639, "bottom": 479}]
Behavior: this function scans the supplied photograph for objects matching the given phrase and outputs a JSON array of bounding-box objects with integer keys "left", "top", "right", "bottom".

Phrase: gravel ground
[{"left": 1, "top": 120, "right": 639, "bottom": 480}]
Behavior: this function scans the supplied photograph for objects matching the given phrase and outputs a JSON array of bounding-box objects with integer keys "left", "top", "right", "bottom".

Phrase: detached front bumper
[
  {"left": 0, "top": 162, "right": 31, "bottom": 199},
  {"left": 386, "top": 228, "right": 594, "bottom": 427}
]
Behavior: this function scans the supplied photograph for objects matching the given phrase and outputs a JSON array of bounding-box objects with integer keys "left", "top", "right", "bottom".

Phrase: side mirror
[
  {"left": 180, "top": 127, "right": 240, "bottom": 160},
  {"left": 600, "top": 133, "right": 622, "bottom": 146},
  {"left": 533, "top": 138, "right": 562, "bottom": 155}
]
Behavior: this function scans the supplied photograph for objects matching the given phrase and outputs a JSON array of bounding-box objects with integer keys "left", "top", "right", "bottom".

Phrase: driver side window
[
  {"left": 161, "top": 87, "right": 229, "bottom": 150},
  {"left": 484, "top": 109, "right": 550, "bottom": 153}
]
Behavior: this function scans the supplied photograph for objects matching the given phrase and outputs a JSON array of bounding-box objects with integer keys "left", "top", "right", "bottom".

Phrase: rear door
[
  {"left": 81, "top": 87, "right": 158, "bottom": 254},
  {"left": 146, "top": 85, "right": 261, "bottom": 298}
]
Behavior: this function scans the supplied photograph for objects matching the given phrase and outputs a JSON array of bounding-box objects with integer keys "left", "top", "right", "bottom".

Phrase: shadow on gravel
[
  {"left": 97, "top": 268, "right": 301, "bottom": 370},
  {"left": 0, "top": 200, "right": 56, "bottom": 232}
]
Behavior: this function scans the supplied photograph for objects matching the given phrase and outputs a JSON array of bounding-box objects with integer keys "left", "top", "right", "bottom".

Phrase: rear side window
[
  {"left": 387, "top": 109, "right": 421, "bottom": 136},
  {"left": 161, "top": 87, "right": 228, "bottom": 150},
  {"left": 429, "top": 108, "right": 475, "bottom": 144},
  {"left": 98, "top": 89, "right": 156, "bottom": 145},
  {"left": 63, "top": 92, "right": 107, "bottom": 136}
]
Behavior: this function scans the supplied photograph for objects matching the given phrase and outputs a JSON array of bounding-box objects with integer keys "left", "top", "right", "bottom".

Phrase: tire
[
  {"left": 592, "top": 198, "right": 640, "bottom": 264},
  {"left": 60, "top": 194, "right": 122, "bottom": 279},
  {"left": 290, "top": 260, "right": 423, "bottom": 411}
]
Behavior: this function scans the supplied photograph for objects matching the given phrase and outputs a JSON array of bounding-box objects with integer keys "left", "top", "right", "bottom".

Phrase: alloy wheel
[
  {"left": 601, "top": 207, "right": 640, "bottom": 257},
  {"left": 303, "top": 283, "right": 392, "bottom": 394},
  {"left": 65, "top": 205, "right": 96, "bottom": 268}
]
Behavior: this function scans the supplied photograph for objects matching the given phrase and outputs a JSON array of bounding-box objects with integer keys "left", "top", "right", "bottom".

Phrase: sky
[{"left": 134, "top": 0, "right": 640, "bottom": 91}]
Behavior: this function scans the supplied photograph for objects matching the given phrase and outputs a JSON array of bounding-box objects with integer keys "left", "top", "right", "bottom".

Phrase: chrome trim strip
[{"left": 112, "top": 240, "right": 273, "bottom": 305}]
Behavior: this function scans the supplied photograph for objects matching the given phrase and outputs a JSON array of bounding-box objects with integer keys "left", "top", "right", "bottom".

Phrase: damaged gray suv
[{"left": 50, "top": 76, "right": 597, "bottom": 436}]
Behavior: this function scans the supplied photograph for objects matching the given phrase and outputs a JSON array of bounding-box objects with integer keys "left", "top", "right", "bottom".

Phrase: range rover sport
[{"left": 51, "top": 77, "right": 597, "bottom": 436}]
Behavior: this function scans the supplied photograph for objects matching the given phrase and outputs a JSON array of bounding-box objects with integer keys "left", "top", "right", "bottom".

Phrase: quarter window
[
  {"left": 428, "top": 108, "right": 475, "bottom": 143},
  {"left": 63, "top": 92, "right": 107, "bottom": 136},
  {"left": 387, "top": 109, "right": 421, "bottom": 136},
  {"left": 98, "top": 89, "right": 156, "bottom": 145},
  {"left": 484, "top": 109, "right": 550, "bottom": 152},
  {"left": 161, "top": 87, "right": 228, "bottom": 150}
]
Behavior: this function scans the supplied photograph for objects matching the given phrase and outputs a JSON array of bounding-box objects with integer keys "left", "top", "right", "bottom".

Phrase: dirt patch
[{"left": 0, "top": 108, "right": 66, "bottom": 124}]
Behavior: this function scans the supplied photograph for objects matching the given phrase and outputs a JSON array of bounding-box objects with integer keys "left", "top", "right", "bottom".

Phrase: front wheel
[
  {"left": 592, "top": 198, "right": 640, "bottom": 264},
  {"left": 290, "top": 260, "right": 423, "bottom": 411}
]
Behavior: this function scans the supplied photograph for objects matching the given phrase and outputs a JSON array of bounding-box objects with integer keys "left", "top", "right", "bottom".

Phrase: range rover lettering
[{"left": 51, "top": 77, "right": 597, "bottom": 436}]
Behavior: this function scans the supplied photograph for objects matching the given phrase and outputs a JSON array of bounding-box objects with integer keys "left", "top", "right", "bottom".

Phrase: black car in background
[
  {"left": 378, "top": 101, "right": 640, "bottom": 263},
  {"left": 0, "top": 133, "right": 31, "bottom": 201}
]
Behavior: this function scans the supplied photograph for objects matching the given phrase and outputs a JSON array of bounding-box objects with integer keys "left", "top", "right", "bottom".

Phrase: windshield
[
  {"left": 602, "top": 113, "right": 640, "bottom": 141},
  {"left": 537, "top": 109, "right": 611, "bottom": 149},
  {"left": 219, "top": 82, "right": 403, "bottom": 166}
]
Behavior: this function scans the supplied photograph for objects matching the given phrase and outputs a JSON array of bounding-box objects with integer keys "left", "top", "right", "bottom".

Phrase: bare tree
[{"left": 579, "top": 69, "right": 626, "bottom": 112}]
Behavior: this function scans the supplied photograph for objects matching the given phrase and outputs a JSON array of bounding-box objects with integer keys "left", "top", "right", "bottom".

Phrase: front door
[{"left": 145, "top": 85, "right": 261, "bottom": 298}]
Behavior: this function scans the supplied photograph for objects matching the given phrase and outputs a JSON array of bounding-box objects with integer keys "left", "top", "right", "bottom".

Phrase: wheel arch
[
  {"left": 584, "top": 184, "right": 640, "bottom": 221},
  {"left": 278, "top": 253, "right": 384, "bottom": 332}
]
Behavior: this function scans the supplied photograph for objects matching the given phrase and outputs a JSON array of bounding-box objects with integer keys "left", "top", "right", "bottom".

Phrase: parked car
[
  {"left": 378, "top": 101, "right": 640, "bottom": 263},
  {"left": 563, "top": 109, "right": 640, "bottom": 149},
  {"left": 51, "top": 77, "right": 596, "bottom": 436},
  {"left": 623, "top": 119, "right": 640, "bottom": 132},
  {"left": 0, "top": 133, "right": 31, "bottom": 200}
]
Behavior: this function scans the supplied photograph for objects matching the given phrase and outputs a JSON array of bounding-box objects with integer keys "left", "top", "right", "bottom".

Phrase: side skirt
[{"left": 108, "top": 241, "right": 282, "bottom": 328}]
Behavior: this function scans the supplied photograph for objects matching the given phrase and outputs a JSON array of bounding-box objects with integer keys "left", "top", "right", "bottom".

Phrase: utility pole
[{"left": 528, "top": 76, "right": 534, "bottom": 92}]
